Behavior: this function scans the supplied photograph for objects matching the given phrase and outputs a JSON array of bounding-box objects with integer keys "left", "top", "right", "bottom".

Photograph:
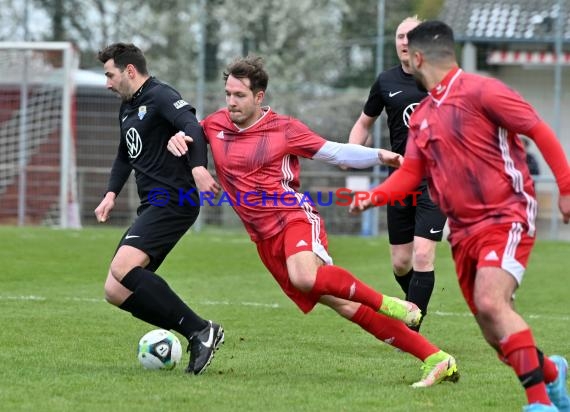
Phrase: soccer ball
[{"left": 137, "top": 329, "right": 183, "bottom": 370}]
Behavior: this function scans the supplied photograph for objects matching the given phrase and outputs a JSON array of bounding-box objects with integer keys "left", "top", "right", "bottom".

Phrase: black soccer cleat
[{"left": 185, "top": 320, "right": 224, "bottom": 375}]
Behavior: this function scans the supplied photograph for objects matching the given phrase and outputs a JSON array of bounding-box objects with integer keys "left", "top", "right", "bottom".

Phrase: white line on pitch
[{"left": 1, "top": 295, "right": 568, "bottom": 321}]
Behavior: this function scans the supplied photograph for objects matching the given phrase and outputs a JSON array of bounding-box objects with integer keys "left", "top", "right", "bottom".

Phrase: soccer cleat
[
  {"left": 185, "top": 320, "right": 225, "bottom": 375},
  {"left": 411, "top": 350, "right": 460, "bottom": 388},
  {"left": 522, "top": 403, "right": 559, "bottom": 412},
  {"left": 380, "top": 295, "right": 422, "bottom": 327},
  {"left": 547, "top": 355, "right": 570, "bottom": 412}
]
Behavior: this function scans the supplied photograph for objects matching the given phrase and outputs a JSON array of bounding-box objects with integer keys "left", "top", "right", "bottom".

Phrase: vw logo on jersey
[
  {"left": 125, "top": 127, "right": 142, "bottom": 159},
  {"left": 402, "top": 102, "right": 420, "bottom": 128}
]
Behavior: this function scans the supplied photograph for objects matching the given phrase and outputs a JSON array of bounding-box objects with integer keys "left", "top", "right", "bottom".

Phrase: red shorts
[
  {"left": 256, "top": 220, "right": 332, "bottom": 313},
  {"left": 451, "top": 222, "right": 535, "bottom": 314}
]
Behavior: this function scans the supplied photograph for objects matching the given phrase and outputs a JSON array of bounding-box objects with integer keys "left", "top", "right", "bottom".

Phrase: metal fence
[
  {"left": 4, "top": 77, "right": 566, "bottom": 241},
  {"left": 76, "top": 163, "right": 568, "bottom": 241}
]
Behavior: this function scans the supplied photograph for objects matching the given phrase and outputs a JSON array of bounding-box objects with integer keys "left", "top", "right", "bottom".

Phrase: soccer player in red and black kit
[
  {"left": 351, "top": 21, "right": 570, "bottom": 412},
  {"left": 94, "top": 43, "right": 223, "bottom": 375},
  {"left": 167, "top": 55, "right": 460, "bottom": 387},
  {"left": 350, "top": 16, "right": 446, "bottom": 332}
]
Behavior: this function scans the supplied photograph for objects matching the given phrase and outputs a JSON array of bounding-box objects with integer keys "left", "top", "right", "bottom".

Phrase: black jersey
[
  {"left": 362, "top": 65, "right": 427, "bottom": 156},
  {"left": 106, "top": 77, "right": 206, "bottom": 205}
]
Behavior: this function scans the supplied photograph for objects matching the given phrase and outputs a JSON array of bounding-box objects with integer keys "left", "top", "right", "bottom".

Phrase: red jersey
[
  {"left": 202, "top": 107, "right": 326, "bottom": 241},
  {"left": 405, "top": 68, "right": 541, "bottom": 245}
]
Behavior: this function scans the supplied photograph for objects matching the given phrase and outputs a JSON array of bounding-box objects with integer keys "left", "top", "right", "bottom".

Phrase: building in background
[{"left": 440, "top": 0, "right": 570, "bottom": 238}]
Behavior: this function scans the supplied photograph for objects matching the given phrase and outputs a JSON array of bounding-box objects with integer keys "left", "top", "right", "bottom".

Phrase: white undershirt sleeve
[{"left": 312, "top": 141, "right": 381, "bottom": 169}]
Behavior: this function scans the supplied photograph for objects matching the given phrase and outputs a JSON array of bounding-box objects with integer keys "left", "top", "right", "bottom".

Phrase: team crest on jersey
[
  {"left": 125, "top": 127, "right": 142, "bottom": 159},
  {"left": 402, "top": 102, "right": 420, "bottom": 128},
  {"left": 138, "top": 105, "right": 147, "bottom": 120},
  {"left": 173, "top": 99, "right": 189, "bottom": 109}
]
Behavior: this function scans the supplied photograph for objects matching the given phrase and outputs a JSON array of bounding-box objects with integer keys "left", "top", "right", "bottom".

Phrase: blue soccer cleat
[
  {"left": 547, "top": 355, "right": 570, "bottom": 412},
  {"left": 522, "top": 403, "right": 559, "bottom": 412}
]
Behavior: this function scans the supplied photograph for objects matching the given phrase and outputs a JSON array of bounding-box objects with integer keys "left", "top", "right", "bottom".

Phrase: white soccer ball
[{"left": 137, "top": 329, "right": 183, "bottom": 370}]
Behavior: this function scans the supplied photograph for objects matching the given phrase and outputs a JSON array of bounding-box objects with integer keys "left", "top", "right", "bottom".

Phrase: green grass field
[{"left": 0, "top": 225, "right": 568, "bottom": 412}]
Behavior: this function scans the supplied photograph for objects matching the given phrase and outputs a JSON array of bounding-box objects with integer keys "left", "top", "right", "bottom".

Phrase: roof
[
  {"left": 439, "top": 0, "right": 570, "bottom": 43},
  {"left": 487, "top": 49, "right": 570, "bottom": 64}
]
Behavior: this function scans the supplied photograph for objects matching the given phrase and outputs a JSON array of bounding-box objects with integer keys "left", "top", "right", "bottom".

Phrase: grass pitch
[{"left": 0, "top": 225, "right": 568, "bottom": 412}]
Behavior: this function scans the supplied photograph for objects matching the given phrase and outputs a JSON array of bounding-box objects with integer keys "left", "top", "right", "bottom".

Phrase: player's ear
[
  {"left": 254, "top": 90, "right": 265, "bottom": 105},
  {"left": 125, "top": 63, "right": 137, "bottom": 78},
  {"left": 412, "top": 50, "right": 423, "bottom": 68}
]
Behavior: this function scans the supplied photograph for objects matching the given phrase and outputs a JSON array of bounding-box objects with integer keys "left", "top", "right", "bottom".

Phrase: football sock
[
  {"left": 538, "top": 350, "right": 559, "bottom": 383},
  {"left": 497, "top": 348, "right": 558, "bottom": 384},
  {"left": 120, "top": 266, "right": 208, "bottom": 338},
  {"left": 393, "top": 268, "right": 413, "bottom": 295},
  {"left": 120, "top": 292, "right": 171, "bottom": 330},
  {"left": 312, "top": 265, "right": 382, "bottom": 311},
  {"left": 350, "top": 304, "right": 439, "bottom": 360},
  {"left": 406, "top": 270, "right": 435, "bottom": 330},
  {"left": 500, "top": 329, "right": 551, "bottom": 406}
]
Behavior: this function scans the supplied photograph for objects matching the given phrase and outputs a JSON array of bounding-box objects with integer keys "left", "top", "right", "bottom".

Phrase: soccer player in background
[
  {"left": 167, "top": 55, "right": 460, "bottom": 388},
  {"left": 94, "top": 43, "right": 224, "bottom": 375},
  {"left": 350, "top": 21, "right": 570, "bottom": 412},
  {"left": 349, "top": 16, "right": 446, "bottom": 331}
]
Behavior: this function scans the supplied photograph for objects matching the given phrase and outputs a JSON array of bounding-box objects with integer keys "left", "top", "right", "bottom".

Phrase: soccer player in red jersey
[
  {"left": 351, "top": 20, "right": 570, "bottom": 412},
  {"left": 168, "top": 55, "right": 460, "bottom": 387},
  {"left": 349, "top": 16, "right": 447, "bottom": 332}
]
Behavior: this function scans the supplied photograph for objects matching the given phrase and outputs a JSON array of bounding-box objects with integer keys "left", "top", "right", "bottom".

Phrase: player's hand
[
  {"left": 378, "top": 149, "right": 403, "bottom": 168},
  {"left": 94, "top": 192, "right": 116, "bottom": 223},
  {"left": 192, "top": 166, "right": 222, "bottom": 195},
  {"left": 559, "top": 194, "right": 570, "bottom": 224},
  {"left": 167, "top": 131, "right": 193, "bottom": 157},
  {"left": 348, "top": 191, "right": 373, "bottom": 215}
]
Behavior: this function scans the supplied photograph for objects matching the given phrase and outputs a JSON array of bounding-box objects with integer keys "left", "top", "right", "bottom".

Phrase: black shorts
[
  {"left": 387, "top": 184, "right": 446, "bottom": 245},
  {"left": 115, "top": 203, "right": 200, "bottom": 271}
]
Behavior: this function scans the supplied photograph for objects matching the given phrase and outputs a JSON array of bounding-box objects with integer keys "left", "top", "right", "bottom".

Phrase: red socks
[
  {"left": 350, "top": 304, "right": 439, "bottom": 361},
  {"left": 500, "top": 329, "right": 551, "bottom": 406},
  {"left": 312, "top": 265, "right": 383, "bottom": 310}
]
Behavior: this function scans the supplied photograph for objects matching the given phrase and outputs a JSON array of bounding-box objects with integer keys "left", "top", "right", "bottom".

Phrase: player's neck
[
  {"left": 425, "top": 64, "right": 459, "bottom": 91},
  {"left": 235, "top": 107, "right": 266, "bottom": 130},
  {"left": 400, "top": 62, "right": 412, "bottom": 74},
  {"left": 130, "top": 75, "right": 151, "bottom": 101}
]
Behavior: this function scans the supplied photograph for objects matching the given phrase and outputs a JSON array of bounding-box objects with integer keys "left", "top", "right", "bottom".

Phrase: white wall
[{"left": 492, "top": 65, "right": 570, "bottom": 169}]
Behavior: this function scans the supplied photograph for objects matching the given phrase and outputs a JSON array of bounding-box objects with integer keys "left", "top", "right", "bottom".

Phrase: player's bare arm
[
  {"left": 349, "top": 112, "right": 376, "bottom": 146},
  {"left": 167, "top": 131, "right": 193, "bottom": 157},
  {"left": 167, "top": 132, "right": 221, "bottom": 194},
  {"left": 378, "top": 149, "right": 403, "bottom": 168},
  {"left": 192, "top": 166, "right": 221, "bottom": 195},
  {"left": 349, "top": 192, "right": 373, "bottom": 215},
  {"left": 94, "top": 192, "right": 116, "bottom": 223}
]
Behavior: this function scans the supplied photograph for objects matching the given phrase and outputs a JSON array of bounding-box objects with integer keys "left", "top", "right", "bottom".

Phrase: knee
[
  {"left": 391, "top": 256, "right": 412, "bottom": 275},
  {"left": 474, "top": 295, "right": 502, "bottom": 320},
  {"left": 289, "top": 270, "right": 316, "bottom": 293},
  {"left": 333, "top": 301, "right": 359, "bottom": 319},
  {"left": 104, "top": 276, "right": 123, "bottom": 306},
  {"left": 109, "top": 258, "right": 136, "bottom": 282},
  {"left": 413, "top": 250, "right": 435, "bottom": 271}
]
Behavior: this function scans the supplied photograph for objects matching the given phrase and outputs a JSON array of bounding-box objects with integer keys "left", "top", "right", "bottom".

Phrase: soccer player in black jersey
[
  {"left": 349, "top": 17, "right": 446, "bottom": 331},
  {"left": 95, "top": 43, "right": 223, "bottom": 374}
]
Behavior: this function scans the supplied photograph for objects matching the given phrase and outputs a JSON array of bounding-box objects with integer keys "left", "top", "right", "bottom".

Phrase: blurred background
[{"left": 1, "top": 0, "right": 569, "bottom": 240}]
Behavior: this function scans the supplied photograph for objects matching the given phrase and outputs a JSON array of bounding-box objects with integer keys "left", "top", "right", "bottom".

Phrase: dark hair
[
  {"left": 223, "top": 55, "right": 268, "bottom": 93},
  {"left": 407, "top": 20, "right": 456, "bottom": 62},
  {"left": 97, "top": 43, "right": 148, "bottom": 75}
]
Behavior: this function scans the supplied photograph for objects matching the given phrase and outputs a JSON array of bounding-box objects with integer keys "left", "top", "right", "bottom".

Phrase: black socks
[
  {"left": 393, "top": 269, "right": 413, "bottom": 295},
  {"left": 119, "top": 266, "right": 208, "bottom": 338}
]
